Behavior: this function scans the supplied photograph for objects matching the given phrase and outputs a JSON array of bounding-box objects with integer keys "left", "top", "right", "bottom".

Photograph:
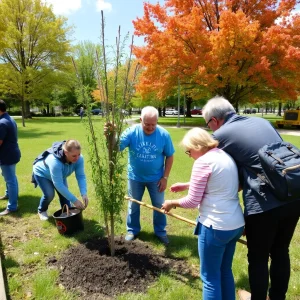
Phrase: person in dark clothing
[
  {"left": 79, "top": 107, "right": 84, "bottom": 120},
  {"left": 203, "top": 96, "right": 300, "bottom": 300},
  {"left": 0, "top": 99, "right": 21, "bottom": 216}
]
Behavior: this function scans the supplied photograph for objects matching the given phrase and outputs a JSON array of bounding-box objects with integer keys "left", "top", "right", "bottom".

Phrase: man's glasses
[
  {"left": 185, "top": 150, "right": 191, "bottom": 155},
  {"left": 206, "top": 118, "right": 213, "bottom": 127}
]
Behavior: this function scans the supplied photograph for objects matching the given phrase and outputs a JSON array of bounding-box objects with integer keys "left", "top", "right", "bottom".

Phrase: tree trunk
[
  {"left": 25, "top": 101, "right": 31, "bottom": 118},
  {"left": 158, "top": 107, "right": 162, "bottom": 117},
  {"left": 110, "top": 213, "right": 115, "bottom": 256},
  {"left": 278, "top": 102, "right": 282, "bottom": 116},
  {"left": 185, "top": 96, "right": 192, "bottom": 117},
  {"left": 21, "top": 95, "right": 26, "bottom": 127}
]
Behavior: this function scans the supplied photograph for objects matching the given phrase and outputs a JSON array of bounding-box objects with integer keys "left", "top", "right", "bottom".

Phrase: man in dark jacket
[
  {"left": 203, "top": 96, "right": 300, "bottom": 300},
  {"left": 0, "top": 100, "right": 21, "bottom": 216}
]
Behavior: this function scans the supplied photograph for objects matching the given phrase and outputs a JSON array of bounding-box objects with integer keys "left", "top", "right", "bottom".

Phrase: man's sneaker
[
  {"left": 38, "top": 211, "right": 49, "bottom": 221},
  {"left": 238, "top": 290, "right": 251, "bottom": 300},
  {"left": 0, "top": 195, "right": 8, "bottom": 200},
  {"left": 125, "top": 233, "right": 136, "bottom": 241},
  {"left": 0, "top": 209, "right": 17, "bottom": 216},
  {"left": 157, "top": 235, "right": 169, "bottom": 245}
]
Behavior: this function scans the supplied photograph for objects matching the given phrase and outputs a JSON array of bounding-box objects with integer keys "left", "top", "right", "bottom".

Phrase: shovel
[{"left": 125, "top": 196, "right": 247, "bottom": 246}]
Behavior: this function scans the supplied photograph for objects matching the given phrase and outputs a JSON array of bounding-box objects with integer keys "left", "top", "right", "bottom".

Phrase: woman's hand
[
  {"left": 73, "top": 199, "right": 85, "bottom": 210},
  {"left": 161, "top": 200, "right": 174, "bottom": 213},
  {"left": 170, "top": 182, "right": 189, "bottom": 193},
  {"left": 82, "top": 195, "right": 89, "bottom": 207}
]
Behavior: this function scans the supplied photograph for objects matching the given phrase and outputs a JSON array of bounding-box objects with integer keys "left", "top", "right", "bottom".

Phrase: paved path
[{"left": 277, "top": 129, "right": 300, "bottom": 136}]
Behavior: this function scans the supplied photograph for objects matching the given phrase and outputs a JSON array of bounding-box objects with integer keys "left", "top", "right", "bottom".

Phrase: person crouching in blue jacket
[{"left": 33, "top": 139, "right": 88, "bottom": 221}]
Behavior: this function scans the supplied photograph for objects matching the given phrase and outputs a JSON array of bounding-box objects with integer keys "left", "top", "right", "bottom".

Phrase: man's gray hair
[
  {"left": 202, "top": 96, "right": 236, "bottom": 121},
  {"left": 141, "top": 106, "right": 158, "bottom": 120}
]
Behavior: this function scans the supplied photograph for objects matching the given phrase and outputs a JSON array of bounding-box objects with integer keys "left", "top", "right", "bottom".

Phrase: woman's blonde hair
[
  {"left": 181, "top": 128, "right": 219, "bottom": 153},
  {"left": 63, "top": 140, "right": 81, "bottom": 152}
]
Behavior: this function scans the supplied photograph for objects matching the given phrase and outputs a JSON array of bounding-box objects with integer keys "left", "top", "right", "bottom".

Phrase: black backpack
[
  {"left": 31, "top": 141, "right": 66, "bottom": 186},
  {"left": 256, "top": 141, "right": 300, "bottom": 201}
]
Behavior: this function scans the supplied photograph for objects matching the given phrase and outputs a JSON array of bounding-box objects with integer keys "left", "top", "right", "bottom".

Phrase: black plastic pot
[{"left": 53, "top": 205, "right": 84, "bottom": 235}]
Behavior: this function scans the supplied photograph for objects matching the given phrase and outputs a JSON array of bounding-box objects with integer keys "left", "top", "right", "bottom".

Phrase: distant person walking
[
  {"left": 79, "top": 107, "right": 84, "bottom": 120},
  {"left": 0, "top": 99, "right": 21, "bottom": 216}
]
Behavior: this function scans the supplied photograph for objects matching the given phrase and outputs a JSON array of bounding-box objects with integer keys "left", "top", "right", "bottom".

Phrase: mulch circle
[{"left": 48, "top": 236, "right": 196, "bottom": 299}]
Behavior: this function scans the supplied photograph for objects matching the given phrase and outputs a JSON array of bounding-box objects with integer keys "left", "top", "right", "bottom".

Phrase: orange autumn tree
[
  {"left": 91, "top": 59, "right": 141, "bottom": 108},
  {"left": 133, "top": 0, "right": 300, "bottom": 108}
]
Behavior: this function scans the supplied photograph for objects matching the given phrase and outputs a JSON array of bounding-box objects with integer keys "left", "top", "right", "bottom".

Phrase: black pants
[{"left": 245, "top": 200, "right": 300, "bottom": 300}]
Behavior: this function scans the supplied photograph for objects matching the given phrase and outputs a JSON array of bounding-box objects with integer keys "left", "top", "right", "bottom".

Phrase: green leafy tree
[{"left": 0, "top": 0, "right": 72, "bottom": 126}]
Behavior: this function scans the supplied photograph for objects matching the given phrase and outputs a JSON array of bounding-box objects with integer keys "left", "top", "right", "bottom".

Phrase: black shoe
[
  {"left": 0, "top": 195, "right": 8, "bottom": 200},
  {"left": 157, "top": 235, "right": 169, "bottom": 245}
]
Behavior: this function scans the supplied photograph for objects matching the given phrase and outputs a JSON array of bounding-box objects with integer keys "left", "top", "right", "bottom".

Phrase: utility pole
[{"left": 177, "top": 77, "right": 181, "bottom": 128}]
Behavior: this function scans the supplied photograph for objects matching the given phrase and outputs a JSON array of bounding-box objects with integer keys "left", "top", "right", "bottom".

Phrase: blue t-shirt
[
  {"left": 0, "top": 112, "right": 21, "bottom": 165},
  {"left": 120, "top": 124, "right": 175, "bottom": 182}
]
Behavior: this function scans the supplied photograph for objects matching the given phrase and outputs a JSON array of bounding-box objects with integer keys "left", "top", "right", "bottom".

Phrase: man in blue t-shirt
[
  {"left": 120, "top": 106, "right": 175, "bottom": 245},
  {"left": 0, "top": 100, "right": 21, "bottom": 216},
  {"left": 203, "top": 96, "right": 300, "bottom": 300}
]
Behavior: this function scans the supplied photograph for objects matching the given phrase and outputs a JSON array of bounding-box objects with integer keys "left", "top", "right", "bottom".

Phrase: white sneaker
[{"left": 38, "top": 211, "right": 49, "bottom": 221}]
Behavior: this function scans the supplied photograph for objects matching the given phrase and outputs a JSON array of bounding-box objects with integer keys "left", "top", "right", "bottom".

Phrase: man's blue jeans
[
  {"left": 127, "top": 179, "right": 166, "bottom": 237},
  {"left": 1, "top": 164, "right": 18, "bottom": 211},
  {"left": 197, "top": 223, "right": 244, "bottom": 300},
  {"left": 34, "top": 175, "right": 71, "bottom": 213}
]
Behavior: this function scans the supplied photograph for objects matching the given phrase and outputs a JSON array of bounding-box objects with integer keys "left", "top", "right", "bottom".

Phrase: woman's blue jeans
[
  {"left": 197, "top": 223, "right": 244, "bottom": 300},
  {"left": 127, "top": 179, "right": 166, "bottom": 237},
  {"left": 1, "top": 164, "right": 18, "bottom": 211},
  {"left": 34, "top": 175, "right": 71, "bottom": 213}
]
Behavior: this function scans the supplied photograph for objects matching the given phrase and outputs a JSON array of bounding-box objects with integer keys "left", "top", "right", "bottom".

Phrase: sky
[
  {"left": 44, "top": 0, "right": 164, "bottom": 48},
  {"left": 44, "top": 0, "right": 299, "bottom": 49}
]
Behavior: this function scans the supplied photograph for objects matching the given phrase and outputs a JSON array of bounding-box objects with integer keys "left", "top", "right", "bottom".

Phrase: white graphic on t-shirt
[{"left": 136, "top": 142, "right": 158, "bottom": 162}]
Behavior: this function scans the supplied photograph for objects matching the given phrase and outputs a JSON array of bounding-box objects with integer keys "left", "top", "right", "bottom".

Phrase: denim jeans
[
  {"left": 0, "top": 164, "right": 19, "bottom": 211},
  {"left": 34, "top": 175, "right": 71, "bottom": 213},
  {"left": 127, "top": 179, "right": 166, "bottom": 237},
  {"left": 197, "top": 223, "right": 244, "bottom": 300}
]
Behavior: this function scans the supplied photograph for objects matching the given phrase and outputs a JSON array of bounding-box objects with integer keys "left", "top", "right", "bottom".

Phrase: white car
[{"left": 165, "top": 109, "right": 178, "bottom": 115}]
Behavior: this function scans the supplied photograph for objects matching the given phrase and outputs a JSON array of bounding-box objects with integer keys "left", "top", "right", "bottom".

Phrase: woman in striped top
[{"left": 162, "top": 128, "right": 244, "bottom": 300}]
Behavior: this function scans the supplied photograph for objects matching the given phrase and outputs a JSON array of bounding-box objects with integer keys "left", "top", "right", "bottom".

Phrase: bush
[
  {"left": 8, "top": 110, "right": 22, "bottom": 116},
  {"left": 61, "top": 111, "right": 73, "bottom": 116},
  {"left": 31, "top": 112, "right": 43, "bottom": 116}
]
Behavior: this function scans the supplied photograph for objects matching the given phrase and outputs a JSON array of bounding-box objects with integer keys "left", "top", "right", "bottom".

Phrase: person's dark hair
[{"left": 0, "top": 100, "right": 7, "bottom": 112}]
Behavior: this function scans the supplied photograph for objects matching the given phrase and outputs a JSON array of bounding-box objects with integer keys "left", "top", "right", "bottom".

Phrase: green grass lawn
[{"left": 0, "top": 116, "right": 299, "bottom": 299}]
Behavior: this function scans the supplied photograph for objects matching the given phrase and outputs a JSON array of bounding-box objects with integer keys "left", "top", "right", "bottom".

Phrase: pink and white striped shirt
[{"left": 180, "top": 148, "right": 245, "bottom": 230}]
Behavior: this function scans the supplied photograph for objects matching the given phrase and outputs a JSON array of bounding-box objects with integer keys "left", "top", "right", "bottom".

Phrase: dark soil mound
[{"left": 49, "top": 236, "right": 194, "bottom": 299}]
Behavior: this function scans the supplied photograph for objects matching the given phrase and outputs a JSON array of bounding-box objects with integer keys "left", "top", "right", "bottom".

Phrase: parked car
[
  {"left": 243, "top": 108, "right": 251, "bottom": 114},
  {"left": 165, "top": 109, "right": 178, "bottom": 115},
  {"left": 91, "top": 108, "right": 102, "bottom": 115},
  {"left": 121, "top": 109, "right": 129, "bottom": 116},
  {"left": 190, "top": 108, "right": 202, "bottom": 115}
]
